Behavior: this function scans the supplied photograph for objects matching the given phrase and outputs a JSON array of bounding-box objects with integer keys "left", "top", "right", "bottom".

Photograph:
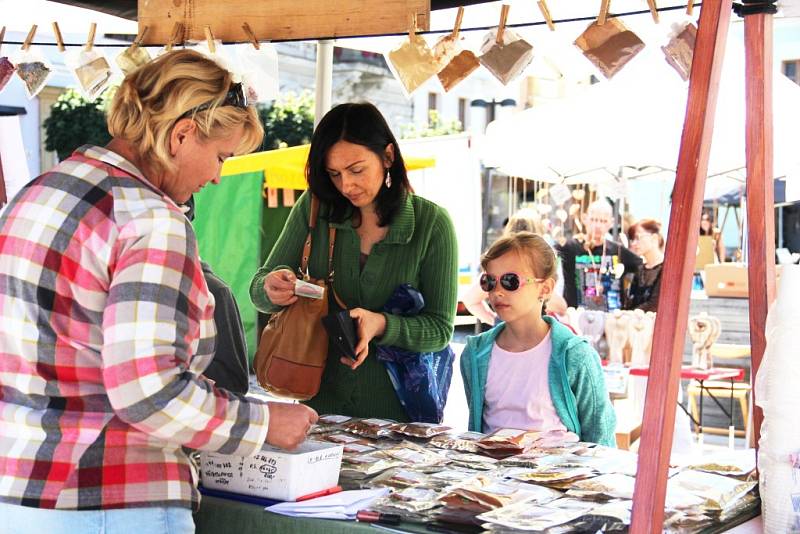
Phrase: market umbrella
[{"left": 482, "top": 40, "right": 800, "bottom": 184}]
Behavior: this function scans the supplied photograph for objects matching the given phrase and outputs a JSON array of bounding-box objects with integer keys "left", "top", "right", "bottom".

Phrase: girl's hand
[
  {"left": 342, "top": 308, "right": 387, "bottom": 370},
  {"left": 264, "top": 269, "right": 298, "bottom": 306}
]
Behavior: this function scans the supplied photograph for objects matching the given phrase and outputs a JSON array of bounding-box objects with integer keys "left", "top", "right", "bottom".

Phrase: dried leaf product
[
  {"left": 478, "top": 497, "right": 595, "bottom": 531},
  {"left": 73, "top": 53, "right": 112, "bottom": 99},
  {"left": 574, "top": 17, "right": 645, "bottom": 79},
  {"left": 343, "top": 418, "right": 397, "bottom": 439},
  {"left": 0, "top": 57, "right": 16, "bottom": 94},
  {"left": 390, "top": 422, "right": 452, "bottom": 439},
  {"left": 662, "top": 22, "right": 698, "bottom": 81},
  {"left": 429, "top": 430, "right": 484, "bottom": 453},
  {"left": 478, "top": 27, "right": 534, "bottom": 85}
]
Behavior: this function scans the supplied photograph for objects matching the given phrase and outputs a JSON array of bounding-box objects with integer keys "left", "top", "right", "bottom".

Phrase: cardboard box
[
  {"left": 200, "top": 440, "right": 343, "bottom": 501},
  {"left": 704, "top": 263, "right": 748, "bottom": 298}
]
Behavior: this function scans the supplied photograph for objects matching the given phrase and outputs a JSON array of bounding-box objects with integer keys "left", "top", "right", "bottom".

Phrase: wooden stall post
[
  {"left": 629, "top": 0, "right": 732, "bottom": 530},
  {"left": 743, "top": 4, "right": 776, "bottom": 451}
]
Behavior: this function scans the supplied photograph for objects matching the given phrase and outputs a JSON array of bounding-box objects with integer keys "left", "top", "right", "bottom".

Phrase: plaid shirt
[{"left": 0, "top": 146, "right": 270, "bottom": 510}]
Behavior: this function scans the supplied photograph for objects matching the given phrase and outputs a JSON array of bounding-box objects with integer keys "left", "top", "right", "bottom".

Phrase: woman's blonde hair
[
  {"left": 107, "top": 49, "right": 263, "bottom": 176},
  {"left": 481, "top": 231, "right": 558, "bottom": 281}
]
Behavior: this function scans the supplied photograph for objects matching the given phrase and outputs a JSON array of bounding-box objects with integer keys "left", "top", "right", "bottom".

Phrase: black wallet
[{"left": 321, "top": 310, "right": 358, "bottom": 360}]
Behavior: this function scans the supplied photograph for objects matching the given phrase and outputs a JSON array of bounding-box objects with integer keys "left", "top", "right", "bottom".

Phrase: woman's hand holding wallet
[{"left": 343, "top": 308, "right": 386, "bottom": 370}]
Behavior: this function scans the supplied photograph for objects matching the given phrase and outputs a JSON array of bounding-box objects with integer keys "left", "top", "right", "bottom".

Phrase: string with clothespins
[
  {"left": 647, "top": 0, "right": 660, "bottom": 23},
  {"left": 242, "top": 22, "right": 260, "bottom": 50},
  {"left": 537, "top": 0, "right": 556, "bottom": 31},
  {"left": 166, "top": 22, "right": 184, "bottom": 52},
  {"left": 204, "top": 25, "right": 217, "bottom": 54},
  {"left": 52, "top": 22, "right": 65, "bottom": 52},
  {"left": 496, "top": 4, "right": 510, "bottom": 44},
  {"left": 598, "top": 0, "right": 611, "bottom": 25}
]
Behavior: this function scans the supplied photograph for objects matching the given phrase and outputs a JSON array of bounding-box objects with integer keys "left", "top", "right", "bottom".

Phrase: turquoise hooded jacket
[{"left": 460, "top": 316, "right": 617, "bottom": 447}]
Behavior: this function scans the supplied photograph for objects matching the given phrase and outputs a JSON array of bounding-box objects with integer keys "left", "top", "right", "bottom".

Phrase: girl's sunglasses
[{"left": 479, "top": 272, "right": 542, "bottom": 292}]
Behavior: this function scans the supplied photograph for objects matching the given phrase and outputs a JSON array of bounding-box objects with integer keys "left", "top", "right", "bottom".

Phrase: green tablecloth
[{"left": 193, "top": 496, "right": 430, "bottom": 534}]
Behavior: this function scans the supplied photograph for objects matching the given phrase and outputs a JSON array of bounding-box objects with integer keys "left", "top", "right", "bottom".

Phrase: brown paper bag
[{"left": 574, "top": 18, "right": 645, "bottom": 79}]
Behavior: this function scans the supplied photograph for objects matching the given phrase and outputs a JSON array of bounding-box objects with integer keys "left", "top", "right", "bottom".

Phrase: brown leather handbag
[{"left": 254, "top": 196, "right": 336, "bottom": 400}]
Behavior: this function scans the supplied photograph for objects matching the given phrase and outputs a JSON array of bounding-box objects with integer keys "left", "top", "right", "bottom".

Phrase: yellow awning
[{"left": 221, "top": 144, "right": 436, "bottom": 190}]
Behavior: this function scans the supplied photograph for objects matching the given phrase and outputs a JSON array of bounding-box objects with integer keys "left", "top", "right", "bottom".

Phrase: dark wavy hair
[
  {"left": 627, "top": 218, "right": 665, "bottom": 249},
  {"left": 306, "top": 102, "right": 410, "bottom": 226}
]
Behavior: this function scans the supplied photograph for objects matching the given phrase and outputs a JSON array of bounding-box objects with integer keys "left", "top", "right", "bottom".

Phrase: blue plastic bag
[{"left": 375, "top": 284, "right": 454, "bottom": 423}]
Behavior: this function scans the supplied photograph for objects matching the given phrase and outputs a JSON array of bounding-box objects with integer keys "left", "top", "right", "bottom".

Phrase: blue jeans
[{"left": 0, "top": 502, "right": 195, "bottom": 534}]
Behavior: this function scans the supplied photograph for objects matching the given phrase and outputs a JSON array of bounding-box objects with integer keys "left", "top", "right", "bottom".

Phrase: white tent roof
[{"left": 482, "top": 37, "right": 800, "bottom": 183}]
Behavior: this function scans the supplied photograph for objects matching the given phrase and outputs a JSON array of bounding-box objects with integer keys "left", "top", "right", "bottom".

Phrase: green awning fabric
[{"left": 193, "top": 171, "right": 264, "bottom": 366}]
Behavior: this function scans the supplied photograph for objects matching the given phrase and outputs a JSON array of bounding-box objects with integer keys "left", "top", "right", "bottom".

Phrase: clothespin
[
  {"left": 52, "top": 22, "right": 65, "bottom": 52},
  {"left": 131, "top": 25, "right": 149, "bottom": 51},
  {"left": 598, "top": 0, "right": 611, "bottom": 25},
  {"left": 408, "top": 13, "right": 418, "bottom": 39},
  {"left": 496, "top": 4, "right": 510, "bottom": 44},
  {"left": 0, "top": 26, "right": 5, "bottom": 55},
  {"left": 646, "top": 0, "right": 660, "bottom": 23},
  {"left": 85, "top": 22, "right": 97, "bottom": 52},
  {"left": 686, "top": 0, "right": 695, "bottom": 15},
  {"left": 537, "top": 0, "right": 556, "bottom": 31},
  {"left": 166, "top": 22, "right": 183, "bottom": 52},
  {"left": 204, "top": 25, "right": 216, "bottom": 54},
  {"left": 451, "top": 6, "right": 464, "bottom": 39},
  {"left": 22, "top": 24, "right": 37, "bottom": 52},
  {"left": 242, "top": 22, "right": 260, "bottom": 50}
]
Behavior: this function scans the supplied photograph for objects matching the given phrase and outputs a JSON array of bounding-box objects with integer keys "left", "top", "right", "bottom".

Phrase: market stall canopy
[
  {"left": 49, "top": 1, "right": 498, "bottom": 22},
  {"left": 221, "top": 144, "right": 436, "bottom": 190},
  {"left": 482, "top": 39, "right": 800, "bottom": 184}
]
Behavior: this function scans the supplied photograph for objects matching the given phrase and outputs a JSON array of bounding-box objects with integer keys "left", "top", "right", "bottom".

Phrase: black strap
[{"left": 732, "top": 0, "right": 777, "bottom": 16}]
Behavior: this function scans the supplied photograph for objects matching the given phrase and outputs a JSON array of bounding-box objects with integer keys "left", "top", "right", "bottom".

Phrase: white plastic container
[{"left": 200, "top": 440, "right": 344, "bottom": 501}]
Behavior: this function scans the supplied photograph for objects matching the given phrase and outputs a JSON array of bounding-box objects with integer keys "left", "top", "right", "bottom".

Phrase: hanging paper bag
[
  {"left": 12, "top": 26, "right": 53, "bottom": 99},
  {"left": 116, "top": 26, "right": 151, "bottom": 76},
  {"left": 438, "top": 50, "right": 480, "bottom": 92},
  {"left": 662, "top": 21, "right": 697, "bottom": 81},
  {"left": 236, "top": 43, "right": 279, "bottom": 103},
  {"left": 67, "top": 24, "right": 112, "bottom": 100},
  {"left": 0, "top": 27, "right": 16, "bottom": 94},
  {"left": 574, "top": 17, "right": 645, "bottom": 80},
  {"left": 386, "top": 16, "right": 439, "bottom": 97},
  {"left": 478, "top": 27, "right": 534, "bottom": 86},
  {"left": 434, "top": 8, "right": 479, "bottom": 92},
  {"left": 68, "top": 50, "right": 113, "bottom": 100}
]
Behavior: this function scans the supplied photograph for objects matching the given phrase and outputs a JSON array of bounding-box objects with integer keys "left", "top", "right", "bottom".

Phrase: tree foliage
[
  {"left": 43, "top": 88, "right": 114, "bottom": 161},
  {"left": 258, "top": 91, "right": 315, "bottom": 150},
  {"left": 400, "top": 110, "right": 463, "bottom": 139}
]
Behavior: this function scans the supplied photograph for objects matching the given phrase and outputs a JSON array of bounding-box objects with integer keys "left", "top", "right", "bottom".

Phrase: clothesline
[{"left": 0, "top": 3, "right": 701, "bottom": 48}]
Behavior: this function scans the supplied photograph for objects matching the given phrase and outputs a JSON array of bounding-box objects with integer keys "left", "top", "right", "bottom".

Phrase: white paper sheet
[{"left": 265, "top": 488, "right": 390, "bottom": 520}]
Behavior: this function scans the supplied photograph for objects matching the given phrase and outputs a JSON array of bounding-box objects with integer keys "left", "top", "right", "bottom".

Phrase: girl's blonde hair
[
  {"left": 481, "top": 231, "right": 558, "bottom": 281},
  {"left": 107, "top": 49, "right": 263, "bottom": 176}
]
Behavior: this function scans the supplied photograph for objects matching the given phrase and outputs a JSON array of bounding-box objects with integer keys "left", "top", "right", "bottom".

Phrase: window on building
[
  {"left": 458, "top": 98, "right": 468, "bottom": 129},
  {"left": 427, "top": 92, "right": 438, "bottom": 124},
  {"left": 783, "top": 60, "right": 800, "bottom": 86}
]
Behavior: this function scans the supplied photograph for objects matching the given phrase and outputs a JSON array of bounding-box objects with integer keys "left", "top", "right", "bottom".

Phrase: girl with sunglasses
[{"left": 460, "top": 232, "right": 617, "bottom": 446}]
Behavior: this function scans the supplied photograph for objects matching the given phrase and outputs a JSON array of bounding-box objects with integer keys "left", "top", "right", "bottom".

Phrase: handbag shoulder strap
[{"left": 300, "top": 195, "right": 337, "bottom": 280}]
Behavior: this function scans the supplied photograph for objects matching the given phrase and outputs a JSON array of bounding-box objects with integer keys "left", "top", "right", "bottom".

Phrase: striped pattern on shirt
[{"left": 0, "top": 146, "right": 269, "bottom": 510}]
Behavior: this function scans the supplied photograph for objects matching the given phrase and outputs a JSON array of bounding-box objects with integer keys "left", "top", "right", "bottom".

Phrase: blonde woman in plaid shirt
[{"left": 0, "top": 50, "right": 317, "bottom": 533}]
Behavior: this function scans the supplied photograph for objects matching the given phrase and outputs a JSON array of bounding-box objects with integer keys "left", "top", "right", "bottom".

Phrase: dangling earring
[
  {"left": 538, "top": 297, "right": 544, "bottom": 303},
  {"left": 384, "top": 168, "right": 392, "bottom": 188}
]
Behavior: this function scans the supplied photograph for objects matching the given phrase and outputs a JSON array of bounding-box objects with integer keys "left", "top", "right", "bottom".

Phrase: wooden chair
[{"left": 687, "top": 343, "right": 750, "bottom": 436}]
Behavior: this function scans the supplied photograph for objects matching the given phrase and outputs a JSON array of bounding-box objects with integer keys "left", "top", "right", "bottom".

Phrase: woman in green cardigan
[{"left": 250, "top": 102, "right": 458, "bottom": 421}]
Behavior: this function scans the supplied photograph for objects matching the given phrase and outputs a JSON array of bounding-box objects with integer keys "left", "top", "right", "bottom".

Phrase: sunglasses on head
[
  {"left": 479, "top": 272, "right": 543, "bottom": 292},
  {"left": 179, "top": 82, "right": 248, "bottom": 120}
]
